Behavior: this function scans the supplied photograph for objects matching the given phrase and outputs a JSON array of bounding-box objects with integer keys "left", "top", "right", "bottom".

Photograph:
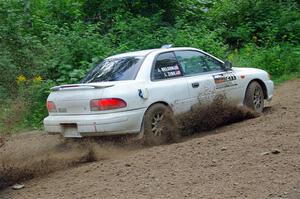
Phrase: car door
[
  {"left": 174, "top": 50, "right": 217, "bottom": 108},
  {"left": 148, "top": 52, "right": 191, "bottom": 115},
  {"left": 200, "top": 53, "right": 241, "bottom": 105}
]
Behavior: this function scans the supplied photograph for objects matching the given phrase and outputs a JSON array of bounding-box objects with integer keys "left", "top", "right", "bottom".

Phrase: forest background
[{"left": 0, "top": 0, "right": 299, "bottom": 133}]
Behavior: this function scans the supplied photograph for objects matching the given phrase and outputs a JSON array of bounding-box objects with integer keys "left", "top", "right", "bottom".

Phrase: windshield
[{"left": 81, "top": 56, "right": 143, "bottom": 83}]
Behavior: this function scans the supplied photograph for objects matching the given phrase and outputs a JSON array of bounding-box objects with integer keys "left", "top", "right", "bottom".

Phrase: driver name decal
[{"left": 157, "top": 65, "right": 182, "bottom": 78}]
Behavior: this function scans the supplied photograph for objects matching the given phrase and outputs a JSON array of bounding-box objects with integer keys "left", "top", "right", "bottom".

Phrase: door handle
[{"left": 192, "top": 82, "right": 199, "bottom": 88}]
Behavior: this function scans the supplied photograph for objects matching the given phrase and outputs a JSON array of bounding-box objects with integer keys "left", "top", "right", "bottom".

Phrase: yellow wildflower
[
  {"left": 33, "top": 75, "right": 43, "bottom": 84},
  {"left": 17, "top": 75, "right": 26, "bottom": 84}
]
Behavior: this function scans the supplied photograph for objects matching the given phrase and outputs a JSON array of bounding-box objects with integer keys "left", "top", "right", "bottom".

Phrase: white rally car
[{"left": 44, "top": 46, "right": 274, "bottom": 144}]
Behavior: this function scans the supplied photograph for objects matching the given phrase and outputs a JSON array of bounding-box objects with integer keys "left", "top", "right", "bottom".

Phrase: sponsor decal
[{"left": 213, "top": 72, "right": 237, "bottom": 89}]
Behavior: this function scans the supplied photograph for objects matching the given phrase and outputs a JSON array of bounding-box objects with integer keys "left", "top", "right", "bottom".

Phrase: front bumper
[
  {"left": 43, "top": 108, "right": 147, "bottom": 137},
  {"left": 265, "top": 80, "right": 274, "bottom": 101}
]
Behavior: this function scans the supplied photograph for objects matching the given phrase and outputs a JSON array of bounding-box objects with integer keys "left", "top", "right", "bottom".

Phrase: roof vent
[{"left": 161, "top": 44, "right": 173, "bottom": 49}]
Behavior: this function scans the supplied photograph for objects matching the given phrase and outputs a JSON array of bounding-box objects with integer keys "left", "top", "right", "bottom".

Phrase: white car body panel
[{"left": 44, "top": 47, "right": 274, "bottom": 138}]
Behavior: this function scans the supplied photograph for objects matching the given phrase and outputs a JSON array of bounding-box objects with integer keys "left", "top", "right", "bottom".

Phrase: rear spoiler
[{"left": 50, "top": 84, "right": 114, "bottom": 91}]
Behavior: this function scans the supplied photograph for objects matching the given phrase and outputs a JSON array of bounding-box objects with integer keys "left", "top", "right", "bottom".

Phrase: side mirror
[{"left": 223, "top": 61, "right": 232, "bottom": 71}]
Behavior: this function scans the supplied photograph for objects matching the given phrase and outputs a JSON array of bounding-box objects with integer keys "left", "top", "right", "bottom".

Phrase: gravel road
[{"left": 0, "top": 79, "right": 299, "bottom": 199}]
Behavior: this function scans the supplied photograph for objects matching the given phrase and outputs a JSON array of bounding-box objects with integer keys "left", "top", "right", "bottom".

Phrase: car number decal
[{"left": 213, "top": 72, "right": 237, "bottom": 89}]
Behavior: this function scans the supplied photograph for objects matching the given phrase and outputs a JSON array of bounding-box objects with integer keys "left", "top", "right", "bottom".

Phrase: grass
[{"left": 272, "top": 72, "right": 300, "bottom": 85}]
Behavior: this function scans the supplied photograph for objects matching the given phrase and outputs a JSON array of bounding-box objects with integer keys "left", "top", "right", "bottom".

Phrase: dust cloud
[
  {"left": 0, "top": 96, "right": 255, "bottom": 189},
  {"left": 0, "top": 133, "right": 137, "bottom": 189}
]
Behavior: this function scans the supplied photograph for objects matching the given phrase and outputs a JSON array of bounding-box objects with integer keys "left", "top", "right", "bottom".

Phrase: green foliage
[
  {"left": 23, "top": 81, "right": 55, "bottom": 128},
  {"left": 228, "top": 44, "right": 300, "bottom": 78},
  {"left": 209, "top": 0, "right": 300, "bottom": 47},
  {"left": 0, "top": 0, "right": 300, "bottom": 132}
]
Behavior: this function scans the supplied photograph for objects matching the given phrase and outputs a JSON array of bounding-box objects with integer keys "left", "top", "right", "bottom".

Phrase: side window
[
  {"left": 152, "top": 52, "right": 183, "bottom": 80},
  {"left": 203, "top": 55, "right": 223, "bottom": 72},
  {"left": 174, "top": 51, "right": 223, "bottom": 75}
]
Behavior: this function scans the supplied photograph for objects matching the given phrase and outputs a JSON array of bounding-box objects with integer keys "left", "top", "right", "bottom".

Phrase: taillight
[
  {"left": 90, "top": 98, "right": 127, "bottom": 111},
  {"left": 47, "top": 101, "right": 57, "bottom": 112}
]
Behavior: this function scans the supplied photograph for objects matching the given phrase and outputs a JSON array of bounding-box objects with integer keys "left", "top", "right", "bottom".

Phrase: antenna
[{"left": 161, "top": 44, "right": 173, "bottom": 49}]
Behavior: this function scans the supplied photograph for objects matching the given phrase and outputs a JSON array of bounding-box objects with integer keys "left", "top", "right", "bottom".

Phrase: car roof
[
  {"left": 107, "top": 49, "right": 156, "bottom": 59},
  {"left": 106, "top": 47, "right": 201, "bottom": 59}
]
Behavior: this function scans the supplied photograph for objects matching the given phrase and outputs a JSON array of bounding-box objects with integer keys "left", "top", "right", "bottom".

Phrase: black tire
[
  {"left": 244, "top": 81, "right": 264, "bottom": 114},
  {"left": 143, "top": 104, "right": 177, "bottom": 145}
]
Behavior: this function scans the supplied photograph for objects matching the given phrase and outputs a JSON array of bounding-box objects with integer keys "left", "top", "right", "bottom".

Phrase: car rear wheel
[
  {"left": 244, "top": 81, "right": 264, "bottom": 114},
  {"left": 143, "top": 104, "right": 176, "bottom": 145}
]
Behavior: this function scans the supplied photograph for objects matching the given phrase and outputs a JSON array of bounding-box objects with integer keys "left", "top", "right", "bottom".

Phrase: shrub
[{"left": 228, "top": 43, "right": 300, "bottom": 79}]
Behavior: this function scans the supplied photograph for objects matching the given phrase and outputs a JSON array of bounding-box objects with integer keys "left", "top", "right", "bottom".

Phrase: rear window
[{"left": 81, "top": 56, "right": 143, "bottom": 83}]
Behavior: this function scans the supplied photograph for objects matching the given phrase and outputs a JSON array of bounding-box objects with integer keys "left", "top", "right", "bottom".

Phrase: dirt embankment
[{"left": 0, "top": 79, "right": 300, "bottom": 199}]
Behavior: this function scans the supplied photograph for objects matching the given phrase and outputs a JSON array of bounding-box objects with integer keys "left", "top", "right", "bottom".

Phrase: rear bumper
[
  {"left": 43, "top": 108, "right": 147, "bottom": 137},
  {"left": 265, "top": 80, "right": 274, "bottom": 101}
]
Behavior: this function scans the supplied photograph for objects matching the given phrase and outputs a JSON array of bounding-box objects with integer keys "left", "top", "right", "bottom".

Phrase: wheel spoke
[
  {"left": 157, "top": 129, "right": 162, "bottom": 136},
  {"left": 252, "top": 86, "right": 263, "bottom": 111},
  {"left": 159, "top": 115, "right": 164, "bottom": 120},
  {"left": 151, "top": 112, "right": 165, "bottom": 137}
]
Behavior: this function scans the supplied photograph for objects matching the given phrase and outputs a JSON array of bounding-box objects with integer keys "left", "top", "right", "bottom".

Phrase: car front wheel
[{"left": 244, "top": 81, "right": 264, "bottom": 114}]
